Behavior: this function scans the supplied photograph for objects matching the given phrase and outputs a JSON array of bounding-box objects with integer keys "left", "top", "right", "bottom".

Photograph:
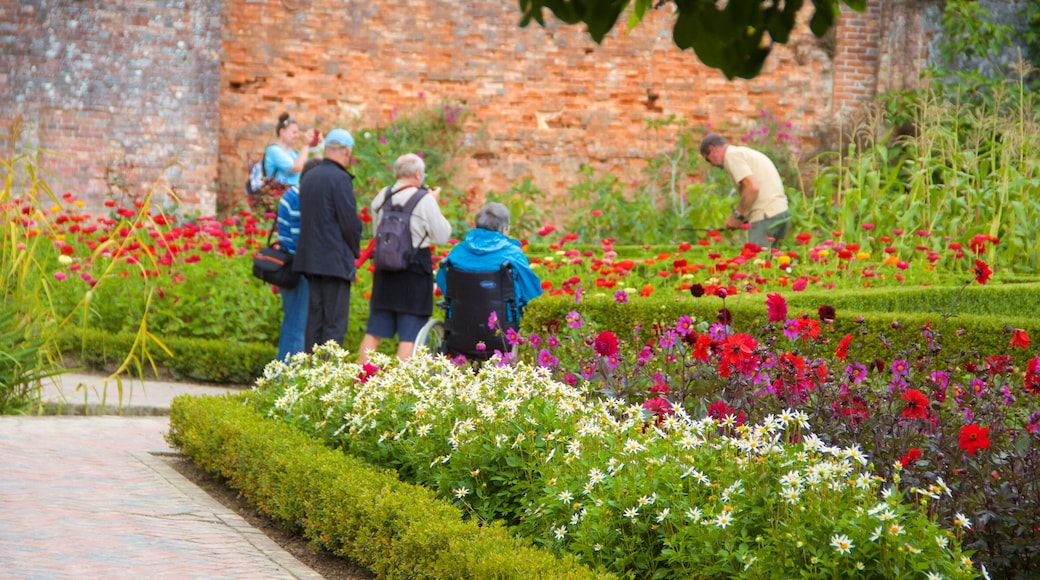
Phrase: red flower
[
  {"left": 958, "top": 423, "right": 991, "bottom": 456},
  {"left": 765, "top": 293, "right": 787, "bottom": 322},
  {"left": 832, "top": 393, "right": 870, "bottom": 425},
  {"left": 817, "top": 304, "right": 836, "bottom": 323},
  {"left": 901, "top": 388, "right": 930, "bottom": 420},
  {"left": 642, "top": 396, "right": 675, "bottom": 423},
  {"left": 720, "top": 333, "right": 757, "bottom": 366},
  {"left": 791, "top": 277, "right": 808, "bottom": 292},
  {"left": 899, "top": 448, "right": 923, "bottom": 467},
  {"left": 1026, "top": 357, "right": 1040, "bottom": 396},
  {"left": 692, "top": 334, "right": 713, "bottom": 362},
  {"left": 357, "top": 362, "right": 381, "bottom": 383},
  {"left": 1010, "top": 329, "right": 1030, "bottom": 350},
  {"left": 593, "top": 331, "right": 619, "bottom": 357},
  {"left": 973, "top": 259, "right": 992, "bottom": 285},
  {"left": 835, "top": 334, "right": 853, "bottom": 361},
  {"left": 707, "top": 400, "right": 746, "bottom": 426}
]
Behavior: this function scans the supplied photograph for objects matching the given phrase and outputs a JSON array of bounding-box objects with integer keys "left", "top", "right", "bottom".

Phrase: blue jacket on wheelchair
[{"left": 435, "top": 228, "right": 543, "bottom": 313}]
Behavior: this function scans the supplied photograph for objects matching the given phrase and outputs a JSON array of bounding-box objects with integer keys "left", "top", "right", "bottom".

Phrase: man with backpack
[{"left": 357, "top": 153, "right": 451, "bottom": 364}]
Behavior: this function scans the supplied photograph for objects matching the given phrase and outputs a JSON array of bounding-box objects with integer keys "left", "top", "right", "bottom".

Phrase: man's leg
[
  {"left": 748, "top": 220, "right": 770, "bottom": 248},
  {"left": 304, "top": 275, "right": 326, "bottom": 353},
  {"left": 324, "top": 278, "right": 351, "bottom": 348}
]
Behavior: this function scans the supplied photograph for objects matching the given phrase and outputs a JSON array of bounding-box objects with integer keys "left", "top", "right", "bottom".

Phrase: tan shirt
[
  {"left": 723, "top": 146, "right": 788, "bottom": 222},
  {"left": 371, "top": 185, "right": 452, "bottom": 248}
]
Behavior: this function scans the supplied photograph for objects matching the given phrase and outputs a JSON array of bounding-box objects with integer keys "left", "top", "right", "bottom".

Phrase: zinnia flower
[
  {"left": 973, "top": 259, "right": 992, "bottom": 285},
  {"left": 901, "top": 389, "right": 930, "bottom": 420},
  {"left": 689, "top": 283, "right": 706, "bottom": 298},
  {"left": 765, "top": 293, "right": 787, "bottom": 322},
  {"left": 593, "top": 331, "right": 619, "bottom": 357},
  {"left": 958, "top": 423, "right": 991, "bottom": 456},
  {"left": 818, "top": 304, "right": 836, "bottom": 322}
]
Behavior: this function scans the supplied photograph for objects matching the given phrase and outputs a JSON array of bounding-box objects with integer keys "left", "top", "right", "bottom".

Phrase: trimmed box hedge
[{"left": 167, "top": 394, "right": 611, "bottom": 580}]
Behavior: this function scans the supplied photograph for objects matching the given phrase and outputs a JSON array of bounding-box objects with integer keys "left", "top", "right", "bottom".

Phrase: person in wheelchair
[{"left": 431, "top": 202, "right": 543, "bottom": 359}]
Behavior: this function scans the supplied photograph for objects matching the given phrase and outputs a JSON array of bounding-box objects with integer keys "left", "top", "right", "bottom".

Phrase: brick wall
[
  {"left": 832, "top": 1, "right": 882, "bottom": 118},
  {"left": 3, "top": 0, "right": 913, "bottom": 215},
  {"left": 0, "top": 0, "right": 221, "bottom": 212},
  {"left": 222, "top": 0, "right": 839, "bottom": 211}
]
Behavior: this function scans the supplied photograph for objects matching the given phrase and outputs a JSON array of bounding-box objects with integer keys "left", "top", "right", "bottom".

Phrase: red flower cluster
[
  {"left": 958, "top": 423, "right": 991, "bottom": 456},
  {"left": 593, "top": 331, "right": 619, "bottom": 357},
  {"left": 832, "top": 393, "right": 870, "bottom": 425}
]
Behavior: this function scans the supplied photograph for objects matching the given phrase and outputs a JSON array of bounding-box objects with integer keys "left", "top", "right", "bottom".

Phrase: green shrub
[
  {"left": 167, "top": 394, "right": 608, "bottom": 579},
  {"left": 57, "top": 328, "right": 274, "bottom": 385}
]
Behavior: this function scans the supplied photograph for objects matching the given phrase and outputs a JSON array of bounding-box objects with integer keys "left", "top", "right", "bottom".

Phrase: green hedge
[
  {"left": 523, "top": 291, "right": 1040, "bottom": 367},
  {"left": 786, "top": 282, "right": 1040, "bottom": 319},
  {"left": 167, "top": 394, "right": 610, "bottom": 580},
  {"left": 57, "top": 328, "right": 274, "bottom": 385}
]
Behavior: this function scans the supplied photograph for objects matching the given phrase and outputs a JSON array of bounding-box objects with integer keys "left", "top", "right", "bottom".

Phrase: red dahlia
[
  {"left": 901, "top": 388, "right": 930, "bottom": 420},
  {"left": 958, "top": 423, "right": 991, "bottom": 456}
]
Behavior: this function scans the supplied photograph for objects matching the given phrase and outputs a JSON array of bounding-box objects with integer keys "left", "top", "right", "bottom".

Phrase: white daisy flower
[{"left": 830, "top": 534, "right": 854, "bottom": 555}]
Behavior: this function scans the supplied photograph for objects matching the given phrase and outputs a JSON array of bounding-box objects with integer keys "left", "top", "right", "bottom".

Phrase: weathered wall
[
  {"left": 223, "top": 0, "right": 839, "bottom": 209},
  {"left": 3, "top": 0, "right": 966, "bottom": 215},
  {"left": 0, "top": 0, "right": 221, "bottom": 212}
]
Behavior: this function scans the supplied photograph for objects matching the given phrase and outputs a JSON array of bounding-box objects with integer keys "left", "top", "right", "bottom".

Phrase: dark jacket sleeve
[{"left": 334, "top": 173, "right": 362, "bottom": 258}]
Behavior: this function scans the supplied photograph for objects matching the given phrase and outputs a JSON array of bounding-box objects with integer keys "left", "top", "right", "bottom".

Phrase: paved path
[{"left": 0, "top": 374, "right": 324, "bottom": 579}]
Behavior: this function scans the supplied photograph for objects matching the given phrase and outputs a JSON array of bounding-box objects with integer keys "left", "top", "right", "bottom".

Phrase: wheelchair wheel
[{"left": 413, "top": 318, "right": 446, "bottom": 357}]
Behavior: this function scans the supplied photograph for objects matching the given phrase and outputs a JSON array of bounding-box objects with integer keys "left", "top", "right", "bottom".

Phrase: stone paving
[{"left": 0, "top": 376, "right": 323, "bottom": 579}]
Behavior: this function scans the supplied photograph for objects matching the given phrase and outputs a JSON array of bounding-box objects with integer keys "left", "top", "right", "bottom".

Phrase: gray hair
[
  {"left": 474, "top": 202, "right": 510, "bottom": 233},
  {"left": 394, "top": 153, "right": 425, "bottom": 179},
  {"left": 699, "top": 134, "right": 727, "bottom": 157}
]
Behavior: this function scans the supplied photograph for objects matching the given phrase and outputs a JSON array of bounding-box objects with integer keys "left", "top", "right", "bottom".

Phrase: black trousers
[{"left": 304, "top": 274, "right": 352, "bottom": 353}]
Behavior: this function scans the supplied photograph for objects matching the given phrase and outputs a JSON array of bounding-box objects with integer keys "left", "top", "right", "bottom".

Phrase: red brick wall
[
  {"left": 3, "top": 0, "right": 911, "bottom": 215},
  {"left": 0, "top": 0, "right": 221, "bottom": 212},
  {"left": 832, "top": 1, "right": 882, "bottom": 117},
  {"left": 222, "top": 0, "right": 846, "bottom": 211}
]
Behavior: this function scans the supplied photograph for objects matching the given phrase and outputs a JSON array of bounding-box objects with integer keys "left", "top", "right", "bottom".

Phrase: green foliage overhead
[{"left": 516, "top": 0, "right": 867, "bottom": 79}]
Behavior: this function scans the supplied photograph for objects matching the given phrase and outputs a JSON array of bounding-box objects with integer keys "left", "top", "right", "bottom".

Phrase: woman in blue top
[{"left": 265, "top": 112, "right": 320, "bottom": 189}]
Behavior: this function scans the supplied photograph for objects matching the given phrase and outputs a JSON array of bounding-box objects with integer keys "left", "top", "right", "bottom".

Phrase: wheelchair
[{"left": 413, "top": 261, "right": 520, "bottom": 362}]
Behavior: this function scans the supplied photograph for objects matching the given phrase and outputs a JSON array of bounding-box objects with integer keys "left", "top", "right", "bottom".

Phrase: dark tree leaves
[{"left": 517, "top": 0, "right": 867, "bottom": 80}]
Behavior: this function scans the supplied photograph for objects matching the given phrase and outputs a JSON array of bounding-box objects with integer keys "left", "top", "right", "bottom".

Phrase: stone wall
[
  {"left": 2, "top": 0, "right": 962, "bottom": 215},
  {"left": 0, "top": 0, "right": 221, "bottom": 212}
]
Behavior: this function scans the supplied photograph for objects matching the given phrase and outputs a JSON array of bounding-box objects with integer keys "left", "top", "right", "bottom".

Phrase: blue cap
[{"left": 324, "top": 128, "right": 354, "bottom": 148}]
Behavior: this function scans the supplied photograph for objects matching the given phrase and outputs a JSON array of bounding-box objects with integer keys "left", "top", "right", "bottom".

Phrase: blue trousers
[{"left": 277, "top": 276, "right": 309, "bottom": 360}]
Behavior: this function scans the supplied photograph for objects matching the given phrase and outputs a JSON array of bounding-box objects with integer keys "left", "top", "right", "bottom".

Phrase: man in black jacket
[{"left": 293, "top": 128, "right": 362, "bottom": 353}]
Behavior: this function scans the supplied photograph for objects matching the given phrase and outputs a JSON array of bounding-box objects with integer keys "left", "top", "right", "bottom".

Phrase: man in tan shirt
[{"left": 700, "top": 134, "right": 790, "bottom": 248}]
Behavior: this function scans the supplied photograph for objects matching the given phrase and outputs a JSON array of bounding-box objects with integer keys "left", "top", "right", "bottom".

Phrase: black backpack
[{"left": 373, "top": 186, "right": 428, "bottom": 272}]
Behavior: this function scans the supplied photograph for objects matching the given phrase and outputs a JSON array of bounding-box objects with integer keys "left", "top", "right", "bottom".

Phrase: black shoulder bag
[{"left": 252, "top": 217, "right": 301, "bottom": 289}]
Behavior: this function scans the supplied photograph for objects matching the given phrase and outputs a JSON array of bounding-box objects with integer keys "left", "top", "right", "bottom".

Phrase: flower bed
[{"left": 252, "top": 346, "right": 979, "bottom": 578}]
